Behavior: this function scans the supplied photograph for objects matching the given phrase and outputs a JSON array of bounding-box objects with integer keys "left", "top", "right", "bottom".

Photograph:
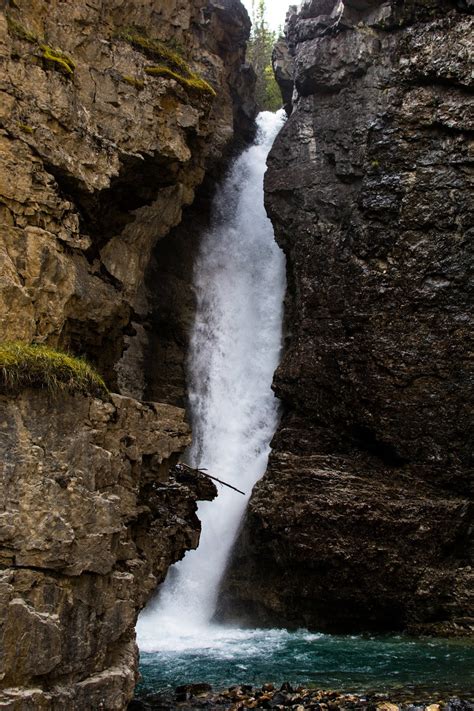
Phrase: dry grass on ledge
[{"left": 0, "top": 342, "right": 108, "bottom": 398}]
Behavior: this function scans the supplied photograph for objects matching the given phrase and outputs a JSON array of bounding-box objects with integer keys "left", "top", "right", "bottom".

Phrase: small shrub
[
  {"left": 40, "top": 44, "right": 75, "bottom": 76},
  {"left": 144, "top": 65, "right": 216, "bottom": 97},
  {"left": 0, "top": 342, "right": 108, "bottom": 398}
]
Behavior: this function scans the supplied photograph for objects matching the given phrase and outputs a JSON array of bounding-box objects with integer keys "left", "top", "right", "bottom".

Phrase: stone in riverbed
[
  {"left": 175, "top": 683, "right": 213, "bottom": 701},
  {"left": 132, "top": 687, "right": 474, "bottom": 710}
]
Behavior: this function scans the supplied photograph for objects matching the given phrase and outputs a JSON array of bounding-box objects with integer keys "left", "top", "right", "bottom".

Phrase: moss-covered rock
[
  {"left": 144, "top": 64, "right": 216, "bottom": 96},
  {"left": 0, "top": 342, "right": 107, "bottom": 397},
  {"left": 117, "top": 29, "right": 189, "bottom": 72},
  {"left": 118, "top": 29, "right": 216, "bottom": 97},
  {"left": 121, "top": 74, "right": 145, "bottom": 89},
  {"left": 40, "top": 44, "right": 75, "bottom": 76},
  {"left": 6, "top": 15, "right": 37, "bottom": 43}
]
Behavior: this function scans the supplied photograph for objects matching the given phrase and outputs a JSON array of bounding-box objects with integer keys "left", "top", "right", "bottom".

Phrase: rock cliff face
[
  {"left": 219, "top": 0, "right": 473, "bottom": 634},
  {"left": 0, "top": 0, "right": 253, "bottom": 706},
  {"left": 0, "top": 389, "right": 215, "bottom": 708},
  {"left": 0, "top": 0, "right": 254, "bottom": 397}
]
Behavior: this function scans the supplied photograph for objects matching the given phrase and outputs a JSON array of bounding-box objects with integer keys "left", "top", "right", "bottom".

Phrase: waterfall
[{"left": 137, "top": 110, "right": 286, "bottom": 650}]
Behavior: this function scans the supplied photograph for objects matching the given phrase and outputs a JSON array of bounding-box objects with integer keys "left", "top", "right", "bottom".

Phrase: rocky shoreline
[{"left": 131, "top": 684, "right": 474, "bottom": 711}]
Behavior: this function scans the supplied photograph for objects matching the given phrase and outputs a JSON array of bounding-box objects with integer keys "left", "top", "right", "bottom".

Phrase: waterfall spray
[{"left": 137, "top": 111, "right": 286, "bottom": 650}]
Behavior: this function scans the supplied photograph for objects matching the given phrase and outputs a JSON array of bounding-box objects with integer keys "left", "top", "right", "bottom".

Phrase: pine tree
[{"left": 247, "top": 0, "right": 282, "bottom": 112}]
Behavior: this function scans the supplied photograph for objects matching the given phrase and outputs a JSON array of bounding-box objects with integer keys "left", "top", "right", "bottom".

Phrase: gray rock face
[
  {"left": 219, "top": 0, "right": 473, "bottom": 634},
  {"left": 272, "top": 37, "right": 295, "bottom": 114},
  {"left": 0, "top": 389, "right": 215, "bottom": 708}
]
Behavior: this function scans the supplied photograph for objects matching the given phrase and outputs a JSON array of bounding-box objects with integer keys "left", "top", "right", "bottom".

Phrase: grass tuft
[
  {"left": 0, "top": 342, "right": 108, "bottom": 398},
  {"left": 40, "top": 44, "right": 75, "bottom": 76},
  {"left": 144, "top": 65, "right": 216, "bottom": 97},
  {"left": 6, "top": 15, "right": 37, "bottom": 43}
]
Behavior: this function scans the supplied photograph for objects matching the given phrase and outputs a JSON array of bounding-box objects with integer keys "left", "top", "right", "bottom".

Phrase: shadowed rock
[{"left": 219, "top": 0, "right": 473, "bottom": 635}]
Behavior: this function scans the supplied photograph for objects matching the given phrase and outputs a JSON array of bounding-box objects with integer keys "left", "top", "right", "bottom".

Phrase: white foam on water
[{"left": 137, "top": 110, "right": 287, "bottom": 653}]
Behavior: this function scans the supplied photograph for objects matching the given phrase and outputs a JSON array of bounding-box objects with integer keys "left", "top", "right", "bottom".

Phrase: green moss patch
[
  {"left": 18, "top": 123, "right": 34, "bottom": 134},
  {"left": 118, "top": 29, "right": 216, "bottom": 98},
  {"left": 0, "top": 342, "right": 108, "bottom": 398},
  {"left": 144, "top": 65, "right": 216, "bottom": 97},
  {"left": 40, "top": 44, "right": 75, "bottom": 76},
  {"left": 121, "top": 74, "right": 145, "bottom": 90},
  {"left": 6, "top": 15, "right": 76, "bottom": 80},
  {"left": 118, "top": 30, "right": 189, "bottom": 72}
]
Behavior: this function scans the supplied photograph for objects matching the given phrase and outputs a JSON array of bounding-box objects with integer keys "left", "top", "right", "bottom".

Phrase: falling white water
[{"left": 137, "top": 110, "right": 286, "bottom": 651}]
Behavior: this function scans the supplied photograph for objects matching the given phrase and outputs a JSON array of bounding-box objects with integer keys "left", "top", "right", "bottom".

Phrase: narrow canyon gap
[{"left": 137, "top": 110, "right": 287, "bottom": 647}]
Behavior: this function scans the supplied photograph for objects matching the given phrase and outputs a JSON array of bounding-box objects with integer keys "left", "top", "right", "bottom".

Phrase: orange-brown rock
[
  {"left": 0, "top": 0, "right": 254, "bottom": 706},
  {"left": 0, "top": 0, "right": 255, "bottom": 397},
  {"left": 0, "top": 389, "right": 216, "bottom": 708}
]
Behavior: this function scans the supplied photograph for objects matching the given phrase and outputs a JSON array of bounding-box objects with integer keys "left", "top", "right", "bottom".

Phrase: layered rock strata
[
  {"left": 220, "top": 0, "right": 473, "bottom": 634},
  {"left": 0, "top": 0, "right": 254, "bottom": 397},
  {"left": 0, "top": 389, "right": 215, "bottom": 708}
]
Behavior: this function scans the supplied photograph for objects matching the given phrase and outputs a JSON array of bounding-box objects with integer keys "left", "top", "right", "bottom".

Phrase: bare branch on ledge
[{"left": 177, "top": 463, "right": 246, "bottom": 496}]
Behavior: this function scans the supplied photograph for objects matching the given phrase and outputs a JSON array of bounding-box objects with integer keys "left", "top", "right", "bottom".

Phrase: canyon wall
[
  {"left": 0, "top": 0, "right": 254, "bottom": 397},
  {"left": 220, "top": 0, "right": 473, "bottom": 635},
  {"left": 0, "top": 0, "right": 254, "bottom": 706},
  {"left": 0, "top": 389, "right": 215, "bottom": 708}
]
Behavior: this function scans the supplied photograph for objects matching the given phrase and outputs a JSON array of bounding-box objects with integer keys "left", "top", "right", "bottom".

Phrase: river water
[{"left": 139, "top": 628, "right": 473, "bottom": 696}]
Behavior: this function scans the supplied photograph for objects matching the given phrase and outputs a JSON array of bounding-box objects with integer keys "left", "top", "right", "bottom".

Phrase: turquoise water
[{"left": 138, "top": 627, "right": 474, "bottom": 697}]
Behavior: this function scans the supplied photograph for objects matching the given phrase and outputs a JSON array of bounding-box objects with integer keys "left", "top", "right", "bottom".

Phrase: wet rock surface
[
  {"left": 220, "top": 0, "right": 473, "bottom": 634},
  {"left": 131, "top": 684, "right": 474, "bottom": 710}
]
